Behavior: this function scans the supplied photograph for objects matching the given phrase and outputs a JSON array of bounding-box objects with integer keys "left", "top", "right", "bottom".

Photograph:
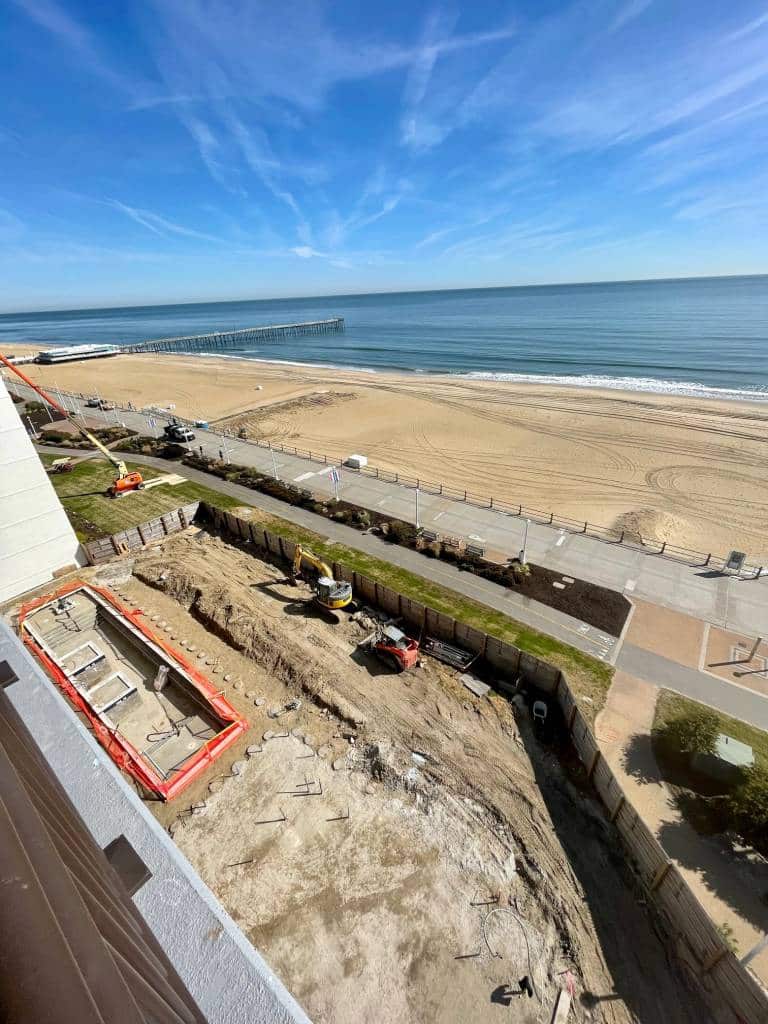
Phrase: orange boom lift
[{"left": 0, "top": 353, "right": 144, "bottom": 497}]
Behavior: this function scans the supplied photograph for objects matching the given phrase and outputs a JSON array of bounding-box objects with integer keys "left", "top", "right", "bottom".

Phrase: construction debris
[
  {"left": 459, "top": 672, "right": 491, "bottom": 698},
  {"left": 422, "top": 636, "right": 476, "bottom": 670}
]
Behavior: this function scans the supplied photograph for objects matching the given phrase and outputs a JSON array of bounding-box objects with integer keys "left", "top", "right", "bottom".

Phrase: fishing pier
[{"left": 124, "top": 317, "right": 344, "bottom": 355}]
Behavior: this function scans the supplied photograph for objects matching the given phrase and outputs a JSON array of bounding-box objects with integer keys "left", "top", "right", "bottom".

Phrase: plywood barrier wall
[{"left": 83, "top": 502, "right": 200, "bottom": 563}]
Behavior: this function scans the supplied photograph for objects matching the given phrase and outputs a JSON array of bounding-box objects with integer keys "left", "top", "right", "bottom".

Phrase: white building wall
[{"left": 0, "top": 376, "right": 83, "bottom": 603}]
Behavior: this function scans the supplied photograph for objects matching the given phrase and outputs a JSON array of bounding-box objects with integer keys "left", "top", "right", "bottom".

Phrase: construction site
[{"left": 7, "top": 508, "right": 715, "bottom": 1024}]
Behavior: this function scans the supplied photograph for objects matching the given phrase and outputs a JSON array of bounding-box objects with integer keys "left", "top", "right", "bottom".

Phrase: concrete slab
[
  {"left": 459, "top": 673, "right": 491, "bottom": 698},
  {"left": 626, "top": 599, "right": 705, "bottom": 669},
  {"left": 704, "top": 628, "right": 768, "bottom": 696}
]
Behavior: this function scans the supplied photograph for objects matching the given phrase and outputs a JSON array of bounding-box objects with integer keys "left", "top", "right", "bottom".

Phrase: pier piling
[{"left": 124, "top": 317, "right": 345, "bottom": 355}]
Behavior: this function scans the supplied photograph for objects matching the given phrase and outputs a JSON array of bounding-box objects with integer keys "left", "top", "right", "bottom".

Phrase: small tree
[
  {"left": 729, "top": 764, "right": 768, "bottom": 853},
  {"left": 660, "top": 707, "right": 719, "bottom": 757}
]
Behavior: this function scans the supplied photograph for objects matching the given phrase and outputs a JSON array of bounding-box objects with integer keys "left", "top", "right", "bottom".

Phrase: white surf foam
[{"left": 460, "top": 371, "right": 768, "bottom": 402}]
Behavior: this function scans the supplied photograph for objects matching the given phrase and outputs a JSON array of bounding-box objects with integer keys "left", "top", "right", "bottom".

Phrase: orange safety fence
[{"left": 18, "top": 580, "right": 248, "bottom": 801}]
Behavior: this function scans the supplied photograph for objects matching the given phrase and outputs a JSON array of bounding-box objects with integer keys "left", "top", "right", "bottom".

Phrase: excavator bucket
[{"left": 109, "top": 472, "right": 144, "bottom": 497}]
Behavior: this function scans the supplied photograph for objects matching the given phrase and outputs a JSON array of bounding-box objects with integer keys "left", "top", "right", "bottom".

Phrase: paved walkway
[
  {"left": 41, "top": 443, "right": 768, "bottom": 728},
  {"left": 617, "top": 644, "right": 768, "bottom": 730},
  {"left": 596, "top": 669, "right": 768, "bottom": 983},
  {"left": 12, "top": 378, "right": 767, "bottom": 639},
  {"left": 38, "top": 446, "right": 616, "bottom": 662}
]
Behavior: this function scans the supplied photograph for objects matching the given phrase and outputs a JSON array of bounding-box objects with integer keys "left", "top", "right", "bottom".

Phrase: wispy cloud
[
  {"left": 221, "top": 111, "right": 313, "bottom": 243},
  {"left": 725, "top": 9, "right": 768, "bottom": 42},
  {"left": 10, "top": 0, "right": 145, "bottom": 97},
  {"left": 290, "top": 245, "right": 351, "bottom": 269},
  {"left": 399, "top": 12, "right": 516, "bottom": 151},
  {"left": 105, "top": 200, "right": 225, "bottom": 244},
  {"left": 672, "top": 176, "right": 768, "bottom": 221},
  {"left": 607, "top": 0, "right": 653, "bottom": 35}
]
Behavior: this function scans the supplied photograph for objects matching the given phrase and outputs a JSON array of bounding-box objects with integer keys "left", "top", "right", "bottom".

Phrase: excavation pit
[{"left": 19, "top": 581, "right": 247, "bottom": 800}]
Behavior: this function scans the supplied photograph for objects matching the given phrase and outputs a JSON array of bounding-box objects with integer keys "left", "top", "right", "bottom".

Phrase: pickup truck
[{"left": 163, "top": 423, "right": 195, "bottom": 442}]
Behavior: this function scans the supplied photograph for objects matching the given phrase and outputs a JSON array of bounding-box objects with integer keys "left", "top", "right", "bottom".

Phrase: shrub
[
  {"left": 41, "top": 430, "right": 67, "bottom": 443},
  {"left": 660, "top": 708, "right": 719, "bottom": 757},
  {"left": 512, "top": 560, "right": 532, "bottom": 582},
  {"left": 385, "top": 519, "right": 417, "bottom": 546},
  {"left": 26, "top": 400, "right": 45, "bottom": 413},
  {"left": 716, "top": 922, "right": 739, "bottom": 955}
]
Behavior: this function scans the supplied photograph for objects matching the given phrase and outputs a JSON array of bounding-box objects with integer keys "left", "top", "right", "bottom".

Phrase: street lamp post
[
  {"left": 415, "top": 486, "right": 420, "bottom": 529},
  {"left": 520, "top": 519, "right": 531, "bottom": 565}
]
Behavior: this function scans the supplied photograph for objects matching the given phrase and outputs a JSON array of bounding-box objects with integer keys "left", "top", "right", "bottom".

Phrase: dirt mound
[
  {"left": 134, "top": 533, "right": 366, "bottom": 728},
  {"left": 612, "top": 508, "right": 693, "bottom": 547}
]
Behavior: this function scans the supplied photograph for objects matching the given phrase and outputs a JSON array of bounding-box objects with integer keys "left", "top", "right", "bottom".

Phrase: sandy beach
[{"left": 4, "top": 343, "right": 767, "bottom": 560}]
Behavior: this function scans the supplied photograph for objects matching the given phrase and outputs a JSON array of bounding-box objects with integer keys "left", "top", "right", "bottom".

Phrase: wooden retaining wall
[
  {"left": 82, "top": 502, "right": 200, "bottom": 563},
  {"left": 88, "top": 500, "right": 768, "bottom": 1022}
]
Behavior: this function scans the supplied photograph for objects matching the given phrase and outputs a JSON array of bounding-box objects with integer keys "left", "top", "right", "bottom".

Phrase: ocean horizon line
[{"left": 2, "top": 271, "right": 768, "bottom": 319}]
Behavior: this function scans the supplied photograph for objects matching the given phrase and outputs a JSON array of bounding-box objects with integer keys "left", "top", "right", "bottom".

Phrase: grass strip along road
[{"left": 42, "top": 449, "right": 613, "bottom": 719}]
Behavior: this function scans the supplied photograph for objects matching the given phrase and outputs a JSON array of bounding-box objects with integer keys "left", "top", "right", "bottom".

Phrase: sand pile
[{"left": 612, "top": 508, "right": 694, "bottom": 547}]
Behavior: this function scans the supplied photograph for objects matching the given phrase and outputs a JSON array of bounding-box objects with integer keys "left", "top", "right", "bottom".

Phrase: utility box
[
  {"left": 345, "top": 453, "right": 368, "bottom": 469},
  {"left": 692, "top": 733, "right": 754, "bottom": 784}
]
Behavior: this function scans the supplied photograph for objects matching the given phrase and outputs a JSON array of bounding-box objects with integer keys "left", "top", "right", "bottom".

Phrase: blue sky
[{"left": 2, "top": 0, "right": 768, "bottom": 310}]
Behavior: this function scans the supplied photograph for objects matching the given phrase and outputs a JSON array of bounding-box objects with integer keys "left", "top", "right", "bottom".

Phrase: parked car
[{"left": 85, "top": 397, "right": 115, "bottom": 410}]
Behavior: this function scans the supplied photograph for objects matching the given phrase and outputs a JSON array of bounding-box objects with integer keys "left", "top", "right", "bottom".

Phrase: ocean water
[{"left": 2, "top": 275, "right": 767, "bottom": 400}]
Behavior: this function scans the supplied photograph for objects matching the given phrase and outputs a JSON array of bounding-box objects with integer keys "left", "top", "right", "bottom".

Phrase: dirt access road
[{"left": 120, "top": 528, "right": 710, "bottom": 1024}]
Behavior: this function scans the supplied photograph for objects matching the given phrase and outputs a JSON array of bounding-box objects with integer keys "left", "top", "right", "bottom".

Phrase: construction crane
[
  {"left": 290, "top": 544, "right": 352, "bottom": 612},
  {"left": 0, "top": 353, "right": 144, "bottom": 498}
]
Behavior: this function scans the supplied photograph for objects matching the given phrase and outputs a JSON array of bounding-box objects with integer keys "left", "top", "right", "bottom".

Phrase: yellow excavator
[
  {"left": 0, "top": 353, "right": 144, "bottom": 498},
  {"left": 290, "top": 544, "right": 353, "bottom": 612}
]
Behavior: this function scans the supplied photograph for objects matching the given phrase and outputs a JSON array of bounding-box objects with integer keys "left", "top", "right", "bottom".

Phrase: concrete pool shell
[{"left": 19, "top": 580, "right": 247, "bottom": 800}]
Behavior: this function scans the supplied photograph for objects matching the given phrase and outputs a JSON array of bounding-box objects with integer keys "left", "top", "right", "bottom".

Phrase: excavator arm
[
  {"left": 0, "top": 353, "right": 142, "bottom": 496},
  {"left": 291, "top": 544, "right": 353, "bottom": 611},
  {"left": 292, "top": 544, "right": 335, "bottom": 581}
]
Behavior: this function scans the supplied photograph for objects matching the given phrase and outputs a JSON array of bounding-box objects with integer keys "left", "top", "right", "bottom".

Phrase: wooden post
[
  {"left": 650, "top": 861, "right": 671, "bottom": 892},
  {"left": 701, "top": 947, "right": 729, "bottom": 974},
  {"left": 610, "top": 795, "right": 625, "bottom": 822}
]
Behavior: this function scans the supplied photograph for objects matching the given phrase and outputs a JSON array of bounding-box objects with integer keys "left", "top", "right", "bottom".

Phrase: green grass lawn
[
  {"left": 41, "top": 454, "right": 244, "bottom": 541},
  {"left": 237, "top": 507, "right": 614, "bottom": 719},
  {"left": 654, "top": 690, "right": 768, "bottom": 767}
]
